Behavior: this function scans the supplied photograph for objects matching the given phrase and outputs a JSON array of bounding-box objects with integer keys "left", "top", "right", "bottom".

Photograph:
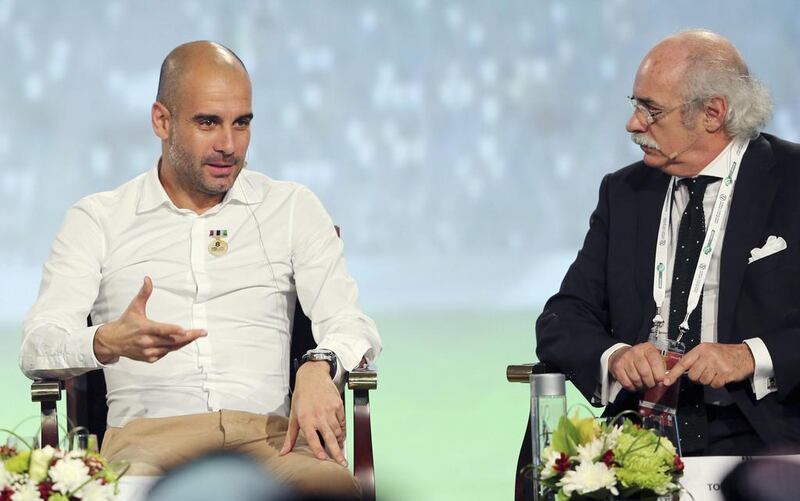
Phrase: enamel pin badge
[{"left": 208, "top": 229, "right": 229, "bottom": 256}]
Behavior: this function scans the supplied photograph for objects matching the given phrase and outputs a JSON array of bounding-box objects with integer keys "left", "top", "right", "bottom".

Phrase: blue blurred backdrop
[{"left": 2, "top": 1, "right": 799, "bottom": 499}]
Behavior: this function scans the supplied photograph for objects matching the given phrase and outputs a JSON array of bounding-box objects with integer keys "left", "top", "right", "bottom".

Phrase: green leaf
[{"left": 551, "top": 415, "right": 580, "bottom": 456}]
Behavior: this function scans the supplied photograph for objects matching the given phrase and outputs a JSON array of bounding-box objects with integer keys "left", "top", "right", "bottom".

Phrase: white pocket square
[{"left": 748, "top": 235, "right": 787, "bottom": 264}]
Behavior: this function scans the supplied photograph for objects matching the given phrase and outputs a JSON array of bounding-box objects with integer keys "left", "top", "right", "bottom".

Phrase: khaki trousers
[{"left": 100, "top": 410, "right": 359, "bottom": 497}]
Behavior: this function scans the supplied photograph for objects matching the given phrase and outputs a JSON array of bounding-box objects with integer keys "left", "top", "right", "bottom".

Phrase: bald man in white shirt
[{"left": 20, "top": 41, "right": 381, "bottom": 497}]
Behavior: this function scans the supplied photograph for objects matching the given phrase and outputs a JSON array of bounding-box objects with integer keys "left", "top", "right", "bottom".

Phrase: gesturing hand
[
  {"left": 280, "top": 361, "right": 347, "bottom": 467},
  {"left": 663, "top": 342, "right": 755, "bottom": 388},
  {"left": 92, "top": 276, "right": 207, "bottom": 364}
]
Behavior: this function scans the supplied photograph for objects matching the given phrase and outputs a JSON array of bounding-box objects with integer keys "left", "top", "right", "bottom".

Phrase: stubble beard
[{"left": 167, "top": 136, "right": 243, "bottom": 197}]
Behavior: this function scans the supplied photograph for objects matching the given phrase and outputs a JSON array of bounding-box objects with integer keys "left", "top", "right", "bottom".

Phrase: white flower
[
  {"left": 0, "top": 461, "right": 11, "bottom": 488},
  {"left": 11, "top": 480, "right": 42, "bottom": 501},
  {"left": 50, "top": 457, "right": 91, "bottom": 494},
  {"left": 75, "top": 479, "right": 117, "bottom": 501},
  {"left": 604, "top": 424, "right": 623, "bottom": 448},
  {"left": 29, "top": 447, "right": 57, "bottom": 483},
  {"left": 576, "top": 436, "right": 606, "bottom": 463},
  {"left": 539, "top": 447, "right": 563, "bottom": 480},
  {"left": 559, "top": 461, "right": 619, "bottom": 497}
]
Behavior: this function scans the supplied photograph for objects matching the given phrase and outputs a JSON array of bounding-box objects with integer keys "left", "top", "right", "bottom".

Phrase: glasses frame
[{"left": 627, "top": 96, "right": 699, "bottom": 127}]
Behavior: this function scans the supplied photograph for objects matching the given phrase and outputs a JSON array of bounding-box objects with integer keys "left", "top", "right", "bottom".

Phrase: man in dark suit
[{"left": 536, "top": 29, "right": 800, "bottom": 456}]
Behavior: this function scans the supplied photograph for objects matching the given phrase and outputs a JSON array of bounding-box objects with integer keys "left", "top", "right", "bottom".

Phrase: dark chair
[
  {"left": 506, "top": 362, "right": 561, "bottom": 501},
  {"left": 30, "top": 230, "right": 378, "bottom": 500}
]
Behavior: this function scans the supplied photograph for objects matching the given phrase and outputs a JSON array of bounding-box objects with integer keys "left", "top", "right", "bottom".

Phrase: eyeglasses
[{"left": 627, "top": 96, "right": 693, "bottom": 126}]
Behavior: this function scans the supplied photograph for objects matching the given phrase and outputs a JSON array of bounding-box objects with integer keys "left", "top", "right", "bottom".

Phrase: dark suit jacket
[{"left": 536, "top": 133, "right": 800, "bottom": 448}]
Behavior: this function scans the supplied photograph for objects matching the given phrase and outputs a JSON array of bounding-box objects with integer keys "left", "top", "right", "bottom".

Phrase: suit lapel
[
  {"left": 718, "top": 136, "right": 778, "bottom": 343},
  {"left": 635, "top": 171, "right": 671, "bottom": 344}
]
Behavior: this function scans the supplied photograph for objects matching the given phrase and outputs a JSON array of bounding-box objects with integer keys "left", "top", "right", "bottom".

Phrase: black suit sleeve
[{"left": 535, "top": 174, "right": 620, "bottom": 402}]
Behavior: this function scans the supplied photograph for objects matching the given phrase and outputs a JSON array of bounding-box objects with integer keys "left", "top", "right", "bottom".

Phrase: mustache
[{"left": 630, "top": 133, "right": 661, "bottom": 151}]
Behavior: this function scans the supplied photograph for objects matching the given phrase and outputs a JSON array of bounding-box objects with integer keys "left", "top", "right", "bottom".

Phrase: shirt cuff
[
  {"left": 331, "top": 353, "right": 344, "bottom": 389},
  {"left": 599, "top": 343, "right": 630, "bottom": 405},
  {"left": 89, "top": 323, "right": 119, "bottom": 368},
  {"left": 743, "top": 337, "right": 777, "bottom": 399}
]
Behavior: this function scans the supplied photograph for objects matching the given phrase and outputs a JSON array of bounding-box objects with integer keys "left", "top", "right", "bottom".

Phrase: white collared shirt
[
  {"left": 20, "top": 163, "right": 382, "bottom": 427},
  {"left": 598, "top": 141, "right": 775, "bottom": 405}
]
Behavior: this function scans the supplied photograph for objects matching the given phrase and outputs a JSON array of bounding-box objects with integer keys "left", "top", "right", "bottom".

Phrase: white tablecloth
[{"left": 680, "top": 455, "right": 800, "bottom": 500}]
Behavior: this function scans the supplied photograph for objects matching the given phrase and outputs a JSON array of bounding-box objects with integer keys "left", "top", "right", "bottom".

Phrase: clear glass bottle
[{"left": 531, "top": 372, "right": 566, "bottom": 501}]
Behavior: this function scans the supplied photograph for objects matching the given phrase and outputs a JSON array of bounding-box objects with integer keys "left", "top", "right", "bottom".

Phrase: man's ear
[
  {"left": 151, "top": 101, "right": 171, "bottom": 140},
  {"left": 703, "top": 95, "right": 728, "bottom": 133}
]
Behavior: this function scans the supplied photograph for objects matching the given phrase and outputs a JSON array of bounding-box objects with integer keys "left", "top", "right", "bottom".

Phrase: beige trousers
[{"left": 100, "top": 410, "right": 359, "bottom": 497}]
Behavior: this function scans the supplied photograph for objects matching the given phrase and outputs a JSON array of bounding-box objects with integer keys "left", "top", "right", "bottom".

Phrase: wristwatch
[{"left": 301, "top": 349, "right": 338, "bottom": 380}]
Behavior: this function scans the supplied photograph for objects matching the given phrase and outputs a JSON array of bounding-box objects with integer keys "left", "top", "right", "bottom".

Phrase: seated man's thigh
[{"left": 101, "top": 413, "right": 224, "bottom": 475}]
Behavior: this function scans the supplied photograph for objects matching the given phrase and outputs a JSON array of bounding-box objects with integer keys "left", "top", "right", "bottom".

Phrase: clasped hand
[
  {"left": 609, "top": 341, "right": 756, "bottom": 392},
  {"left": 93, "top": 276, "right": 207, "bottom": 364}
]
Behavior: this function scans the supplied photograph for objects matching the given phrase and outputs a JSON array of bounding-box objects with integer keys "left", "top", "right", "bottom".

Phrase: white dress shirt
[
  {"left": 598, "top": 141, "right": 775, "bottom": 405},
  {"left": 20, "top": 163, "right": 381, "bottom": 427}
]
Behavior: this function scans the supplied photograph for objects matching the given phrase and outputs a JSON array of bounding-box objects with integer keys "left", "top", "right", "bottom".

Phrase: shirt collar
[
  {"left": 678, "top": 140, "right": 736, "bottom": 182},
  {"left": 137, "top": 159, "right": 264, "bottom": 214},
  {"left": 136, "top": 160, "right": 172, "bottom": 214}
]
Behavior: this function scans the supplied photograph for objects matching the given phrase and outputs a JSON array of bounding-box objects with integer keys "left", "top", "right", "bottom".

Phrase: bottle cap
[{"left": 531, "top": 372, "right": 565, "bottom": 397}]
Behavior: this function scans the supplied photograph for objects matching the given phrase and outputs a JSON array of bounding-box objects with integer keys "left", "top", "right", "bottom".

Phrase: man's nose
[
  {"left": 626, "top": 111, "right": 647, "bottom": 133},
  {"left": 214, "top": 127, "right": 235, "bottom": 156}
]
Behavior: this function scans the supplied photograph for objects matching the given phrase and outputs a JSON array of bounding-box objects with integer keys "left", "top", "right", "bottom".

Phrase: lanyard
[{"left": 651, "top": 139, "right": 749, "bottom": 342}]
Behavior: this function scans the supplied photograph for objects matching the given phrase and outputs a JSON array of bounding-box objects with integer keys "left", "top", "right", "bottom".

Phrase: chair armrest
[
  {"left": 347, "top": 364, "right": 377, "bottom": 391},
  {"left": 346, "top": 363, "right": 377, "bottom": 500},
  {"left": 506, "top": 363, "right": 534, "bottom": 383},
  {"left": 31, "top": 379, "right": 63, "bottom": 448},
  {"left": 506, "top": 362, "right": 562, "bottom": 383}
]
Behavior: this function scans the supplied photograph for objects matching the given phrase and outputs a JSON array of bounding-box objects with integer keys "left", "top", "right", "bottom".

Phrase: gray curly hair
[{"left": 674, "top": 30, "right": 772, "bottom": 140}]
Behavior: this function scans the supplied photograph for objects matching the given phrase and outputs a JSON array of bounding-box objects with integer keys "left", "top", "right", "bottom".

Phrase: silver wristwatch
[{"left": 301, "top": 349, "right": 338, "bottom": 379}]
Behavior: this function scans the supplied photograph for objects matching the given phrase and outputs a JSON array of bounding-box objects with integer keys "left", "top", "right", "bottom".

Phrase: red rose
[
  {"left": 554, "top": 452, "right": 571, "bottom": 473},
  {"left": 1, "top": 487, "right": 14, "bottom": 501},
  {"left": 38, "top": 480, "right": 54, "bottom": 500},
  {"left": 674, "top": 455, "right": 685, "bottom": 473},
  {"left": 601, "top": 449, "right": 616, "bottom": 467}
]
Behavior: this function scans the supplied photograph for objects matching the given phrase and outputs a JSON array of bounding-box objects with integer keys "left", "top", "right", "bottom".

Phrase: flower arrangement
[
  {"left": 0, "top": 431, "right": 127, "bottom": 501},
  {"left": 538, "top": 414, "right": 684, "bottom": 500}
]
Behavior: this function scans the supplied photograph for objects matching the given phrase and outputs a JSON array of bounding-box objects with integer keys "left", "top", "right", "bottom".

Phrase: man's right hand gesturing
[{"left": 92, "top": 276, "right": 207, "bottom": 364}]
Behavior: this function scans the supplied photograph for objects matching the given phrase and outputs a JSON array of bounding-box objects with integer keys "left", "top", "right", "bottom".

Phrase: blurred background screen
[{"left": 2, "top": 1, "right": 799, "bottom": 499}]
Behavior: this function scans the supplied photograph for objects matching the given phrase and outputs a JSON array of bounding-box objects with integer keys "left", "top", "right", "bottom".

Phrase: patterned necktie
[{"left": 668, "top": 175, "right": 717, "bottom": 454}]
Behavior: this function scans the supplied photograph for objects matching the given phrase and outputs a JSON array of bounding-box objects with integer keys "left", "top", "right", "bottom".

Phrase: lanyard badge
[{"left": 650, "top": 139, "right": 748, "bottom": 341}]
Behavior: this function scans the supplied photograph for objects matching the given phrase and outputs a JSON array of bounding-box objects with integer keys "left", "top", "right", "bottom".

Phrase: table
[{"left": 680, "top": 455, "right": 800, "bottom": 500}]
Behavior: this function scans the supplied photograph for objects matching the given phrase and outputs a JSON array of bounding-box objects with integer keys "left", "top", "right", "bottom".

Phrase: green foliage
[
  {"left": 551, "top": 415, "right": 580, "bottom": 456},
  {"left": 3, "top": 450, "right": 30, "bottom": 474}
]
